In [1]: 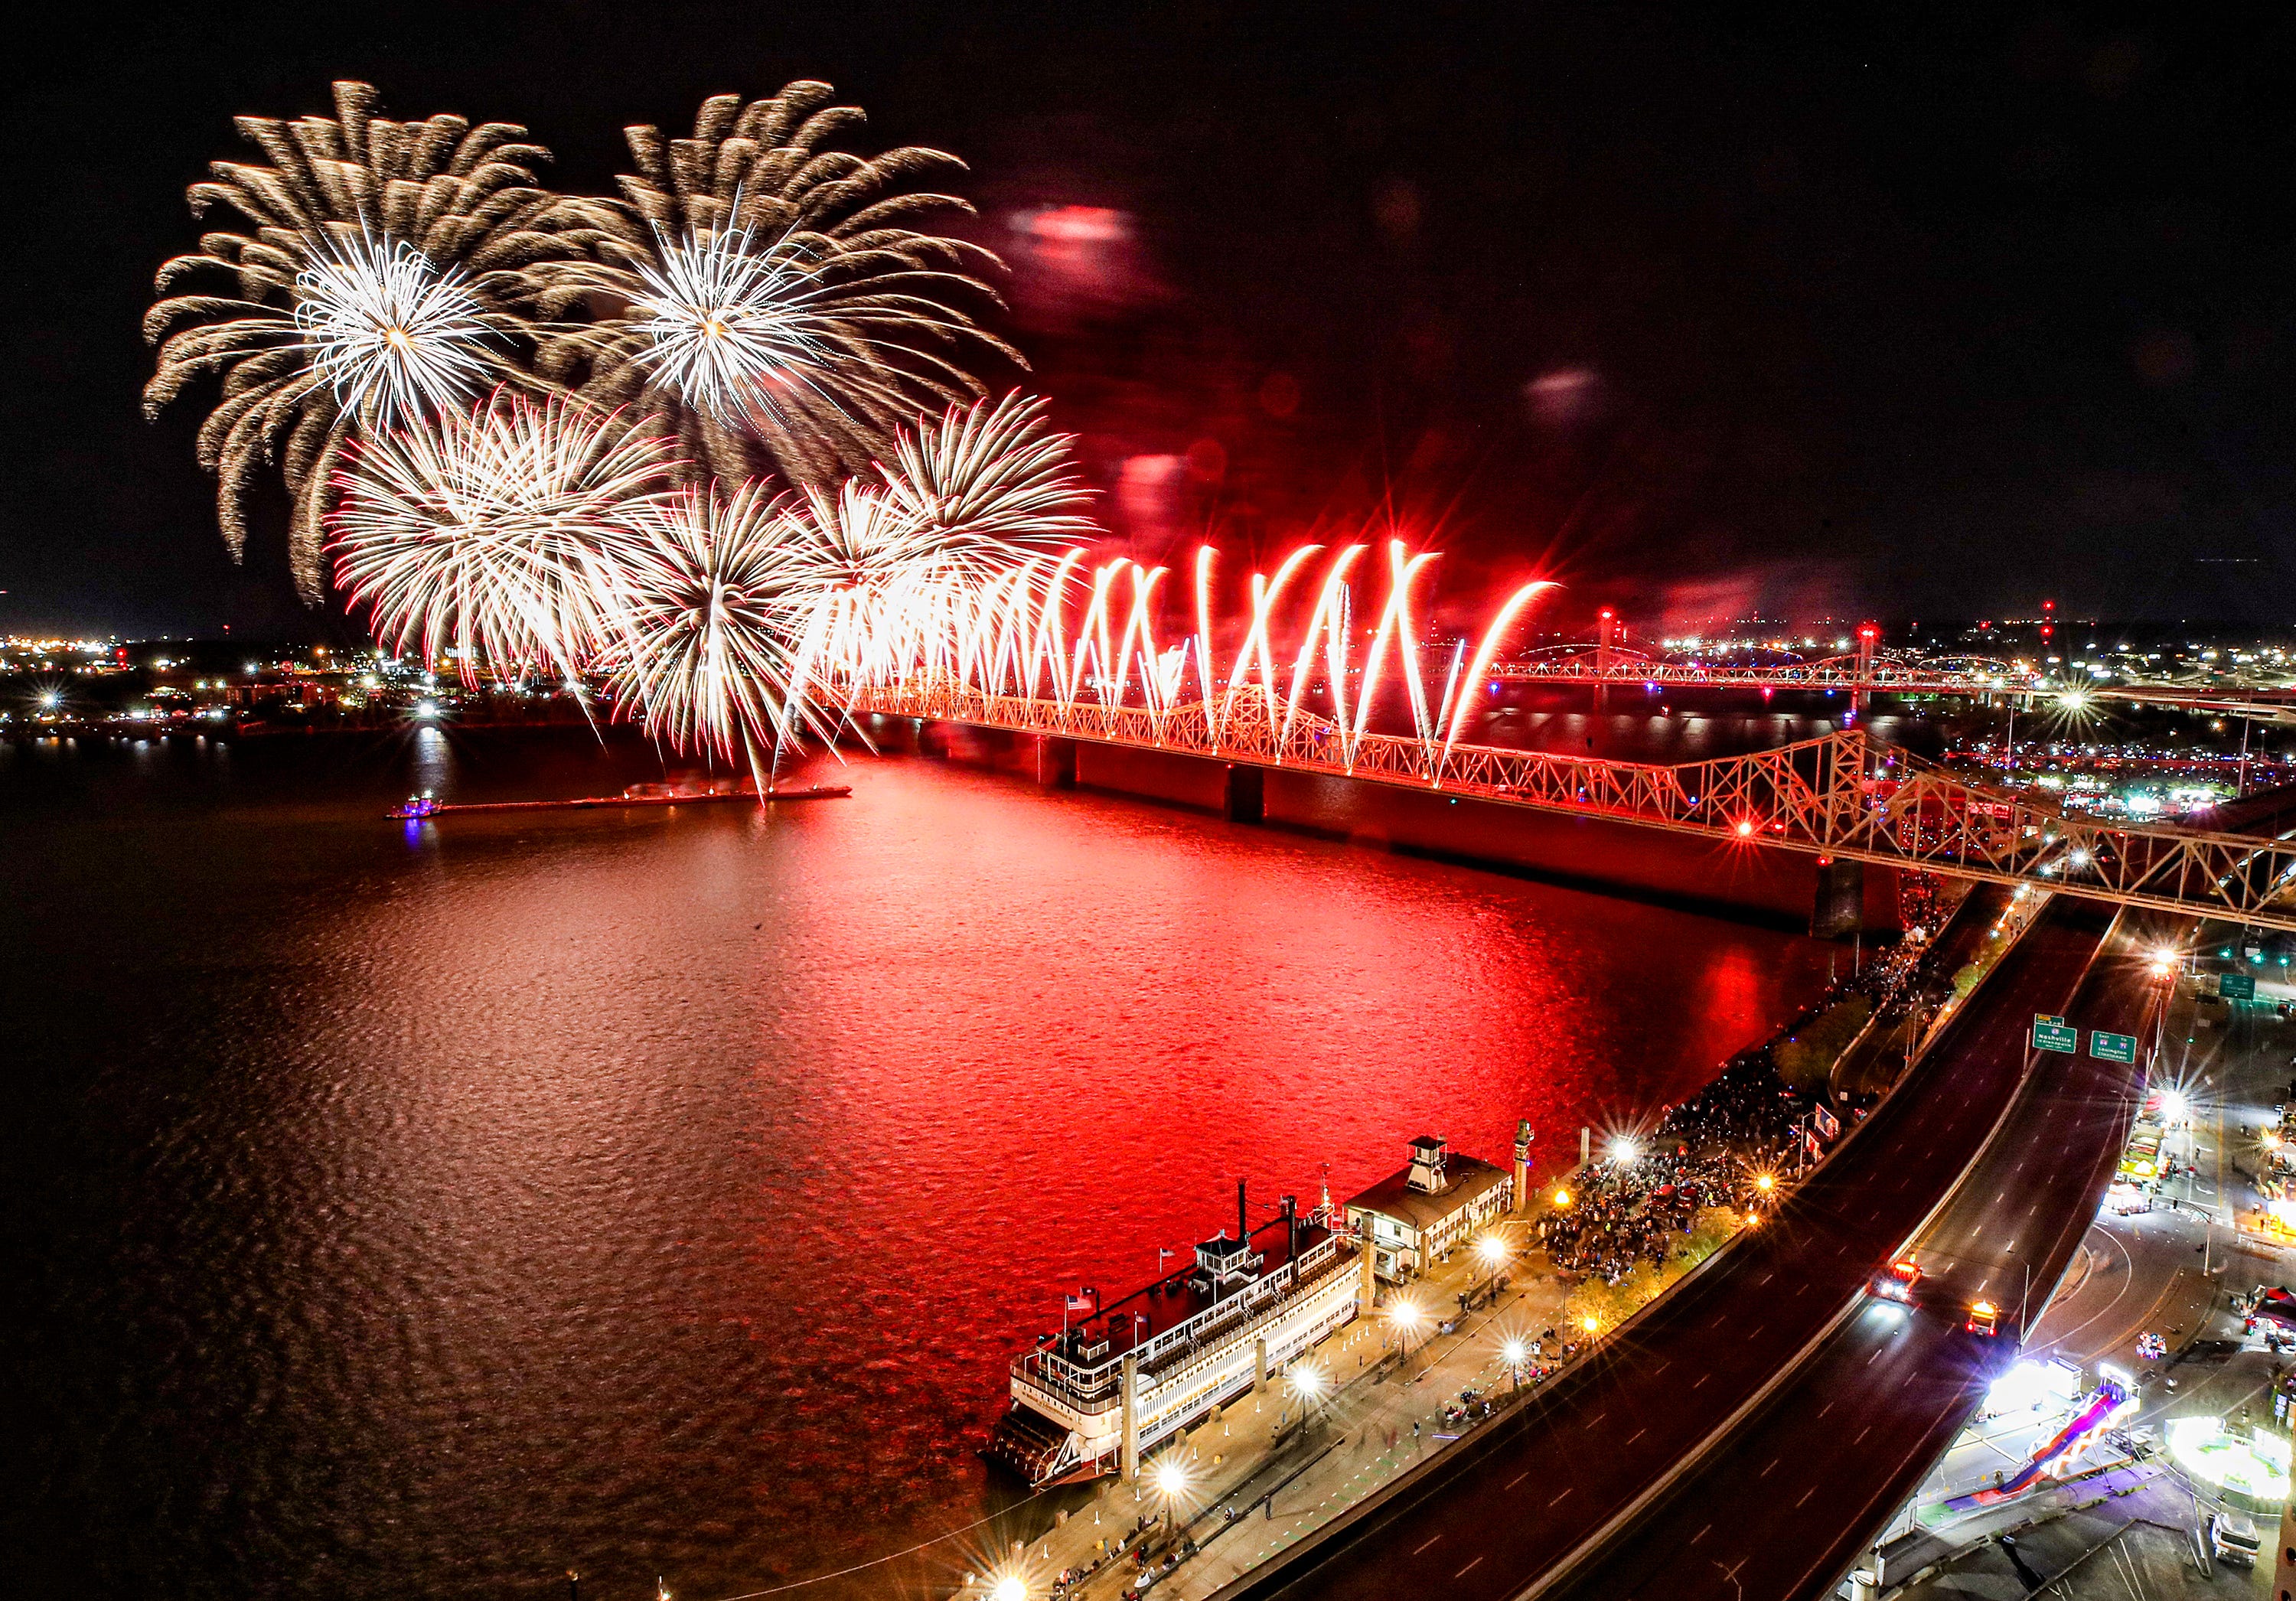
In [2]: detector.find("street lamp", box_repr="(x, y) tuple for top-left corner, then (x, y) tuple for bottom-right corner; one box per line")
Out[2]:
(1608, 1136), (1642, 1166)
(1389, 1299), (1427, 1376)
(1287, 1363), (1327, 1429)
(1150, 1454), (1193, 1531)
(1500, 1335), (1528, 1392)
(990, 1576), (1026, 1601)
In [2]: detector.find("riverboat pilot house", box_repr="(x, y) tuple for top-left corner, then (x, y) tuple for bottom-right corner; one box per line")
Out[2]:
(1344, 1136), (1513, 1283)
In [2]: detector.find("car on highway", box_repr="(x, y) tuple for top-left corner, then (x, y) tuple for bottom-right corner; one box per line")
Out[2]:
(1965, 1299), (2001, 1338)
(1869, 1257), (1923, 1303)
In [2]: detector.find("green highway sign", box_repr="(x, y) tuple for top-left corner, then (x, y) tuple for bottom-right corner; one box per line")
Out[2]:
(2033, 1015), (2078, 1054)
(2089, 1030), (2138, 1065)
(2220, 972), (2257, 1000)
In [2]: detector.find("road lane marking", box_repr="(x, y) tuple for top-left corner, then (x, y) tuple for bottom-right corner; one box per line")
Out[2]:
(1505, 1472), (1526, 1489)
(1761, 1457), (1779, 1477)
(1626, 1427), (1647, 1444)
(1693, 1374), (1708, 1389)
(1414, 1536), (1440, 1554)
(1798, 1485), (1816, 1507)
(1548, 1487), (1574, 1507)
(1455, 1557), (1483, 1579)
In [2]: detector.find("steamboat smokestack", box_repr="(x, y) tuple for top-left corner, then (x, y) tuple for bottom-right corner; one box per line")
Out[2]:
(1238, 1178), (1248, 1246)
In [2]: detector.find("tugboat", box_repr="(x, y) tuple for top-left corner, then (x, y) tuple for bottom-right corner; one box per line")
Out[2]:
(983, 1183), (1364, 1485)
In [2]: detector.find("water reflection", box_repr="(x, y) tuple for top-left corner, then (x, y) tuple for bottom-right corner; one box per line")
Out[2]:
(5, 730), (1835, 1599)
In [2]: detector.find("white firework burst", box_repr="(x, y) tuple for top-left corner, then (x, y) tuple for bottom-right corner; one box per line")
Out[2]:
(329, 395), (678, 677)
(294, 233), (495, 424)
(602, 481), (834, 768)
(630, 224), (830, 419)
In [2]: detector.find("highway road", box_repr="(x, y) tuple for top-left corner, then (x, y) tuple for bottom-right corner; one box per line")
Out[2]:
(1209, 889), (2116, 1601)
(1538, 902), (2167, 1601)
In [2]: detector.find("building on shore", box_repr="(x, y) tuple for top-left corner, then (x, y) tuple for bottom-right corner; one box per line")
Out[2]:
(985, 1185), (1362, 1485)
(1343, 1135), (1514, 1283)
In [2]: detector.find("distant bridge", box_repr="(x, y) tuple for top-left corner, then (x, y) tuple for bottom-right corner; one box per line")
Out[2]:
(855, 683), (2296, 931)
(1491, 643), (2296, 719)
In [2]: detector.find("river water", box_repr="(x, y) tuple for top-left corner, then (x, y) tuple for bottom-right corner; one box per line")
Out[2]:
(4, 726), (1836, 1599)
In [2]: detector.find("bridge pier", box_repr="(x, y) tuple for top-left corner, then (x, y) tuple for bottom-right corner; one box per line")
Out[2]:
(1032, 735), (1078, 790)
(1223, 764), (1266, 825)
(1810, 856), (1864, 939)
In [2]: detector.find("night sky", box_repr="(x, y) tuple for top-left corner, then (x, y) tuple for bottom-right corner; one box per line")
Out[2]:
(4, 2), (2292, 637)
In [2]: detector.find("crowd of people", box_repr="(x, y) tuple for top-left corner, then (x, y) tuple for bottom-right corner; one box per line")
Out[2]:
(1535, 1055), (1808, 1283)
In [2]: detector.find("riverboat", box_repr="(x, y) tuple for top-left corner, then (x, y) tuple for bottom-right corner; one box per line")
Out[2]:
(386, 778), (850, 819)
(985, 1185), (1364, 1485)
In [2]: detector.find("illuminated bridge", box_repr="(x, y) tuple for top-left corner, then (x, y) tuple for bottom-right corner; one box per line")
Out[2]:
(1492, 640), (2296, 719)
(854, 683), (2296, 931)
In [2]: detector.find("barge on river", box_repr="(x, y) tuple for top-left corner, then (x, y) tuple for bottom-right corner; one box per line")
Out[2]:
(388, 778), (849, 818)
(986, 1185), (1364, 1485)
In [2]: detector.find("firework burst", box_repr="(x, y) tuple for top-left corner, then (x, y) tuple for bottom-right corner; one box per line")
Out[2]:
(145, 80), (582, 595)
(626, 221), (833, 419)
(600, 481), (833, 771)
(329, 394), (678, 677)
(532, 81), (1020, 487)
(294, 232), (494, 422)
(879, 394), (1097, 558)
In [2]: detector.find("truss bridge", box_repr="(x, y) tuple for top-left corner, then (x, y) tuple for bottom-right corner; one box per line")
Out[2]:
(852, 683), (2296, 931)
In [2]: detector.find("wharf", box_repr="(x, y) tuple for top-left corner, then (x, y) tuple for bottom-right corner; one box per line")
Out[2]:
(976, 1241), (1580, 1601)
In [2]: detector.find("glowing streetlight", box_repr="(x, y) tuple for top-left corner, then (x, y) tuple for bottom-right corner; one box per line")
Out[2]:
(1551, 1185), (1574, 1208)
(1388, 1298), (1428, 1374)
(2161, 1091), (2190, 1124)
(990, 1577), (1026, 1601)
(1150, 1453), (1194, 1530)
(1476, 1234), (1509, 1270)
(1580, 1314), (1601, 1335)
(1754, 1172), (1776, 1195)
(1608, 1136), (1641, 1166)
